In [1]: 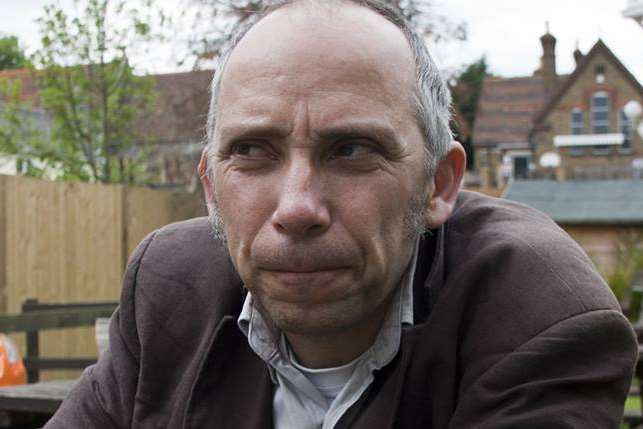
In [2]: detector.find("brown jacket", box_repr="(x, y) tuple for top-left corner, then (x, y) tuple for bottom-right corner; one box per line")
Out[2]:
(45, 191), (637, 428)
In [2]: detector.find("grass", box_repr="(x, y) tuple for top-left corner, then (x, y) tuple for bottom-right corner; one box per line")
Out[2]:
(626, 395), (641, 412)
(622, 387), (642, 429)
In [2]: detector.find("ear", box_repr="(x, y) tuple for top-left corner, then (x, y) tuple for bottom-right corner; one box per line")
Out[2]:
(425, 141), (467, 229)
(198, 148), (216, 214)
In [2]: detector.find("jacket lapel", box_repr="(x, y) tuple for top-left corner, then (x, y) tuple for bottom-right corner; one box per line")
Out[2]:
(185, 316), (273, 429)
(336, 331), (414, 429)
(343, 228), (444, 429)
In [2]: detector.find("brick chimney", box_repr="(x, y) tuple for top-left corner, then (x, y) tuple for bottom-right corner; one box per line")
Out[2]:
(539, 23), (558, 96)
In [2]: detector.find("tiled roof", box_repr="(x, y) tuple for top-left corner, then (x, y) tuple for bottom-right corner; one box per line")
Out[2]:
(472, 75), (548, 148)
(504, 180), (643, 224)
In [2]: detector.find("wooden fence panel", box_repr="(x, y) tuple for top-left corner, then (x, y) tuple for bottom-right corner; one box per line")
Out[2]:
(3, 176), (124, 378)
(0, 174), (203, 379)
(125, 187), (206, 259)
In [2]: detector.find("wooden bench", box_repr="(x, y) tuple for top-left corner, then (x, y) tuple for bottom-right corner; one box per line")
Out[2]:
(0, 298), (118, 383)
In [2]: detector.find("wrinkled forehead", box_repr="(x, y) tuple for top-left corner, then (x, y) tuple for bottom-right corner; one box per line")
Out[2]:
(218, 1), (417, 105)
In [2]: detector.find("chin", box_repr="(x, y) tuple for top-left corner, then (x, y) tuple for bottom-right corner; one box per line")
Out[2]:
(259, 296), (367, 336)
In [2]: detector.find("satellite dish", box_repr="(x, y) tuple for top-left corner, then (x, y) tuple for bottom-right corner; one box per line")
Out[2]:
(539, 152), (561, 168)
(624, 100), (643, 120)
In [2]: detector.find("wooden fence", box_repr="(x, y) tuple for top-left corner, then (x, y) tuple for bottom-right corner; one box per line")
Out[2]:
(0, 174), (205, 379)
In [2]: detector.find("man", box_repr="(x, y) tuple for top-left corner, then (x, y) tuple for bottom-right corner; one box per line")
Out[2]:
(46, 1), (637, 428)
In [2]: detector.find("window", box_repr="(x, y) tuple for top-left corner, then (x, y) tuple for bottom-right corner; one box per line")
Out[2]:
(570, 109), (584, 135)
(591, 92), (610, 134)
(569, 147), (586, 157)
(619, 109), (632, 149)
(592, 145), (612, 156)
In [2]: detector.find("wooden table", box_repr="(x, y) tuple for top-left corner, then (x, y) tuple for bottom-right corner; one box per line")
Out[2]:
(0, 380), (75, 428)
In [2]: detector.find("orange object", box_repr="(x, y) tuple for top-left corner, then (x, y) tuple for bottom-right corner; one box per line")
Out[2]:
(0, 334), (26, 386)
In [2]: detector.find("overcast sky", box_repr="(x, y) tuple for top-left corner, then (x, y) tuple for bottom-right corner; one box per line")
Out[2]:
(2, 0), (642, 82)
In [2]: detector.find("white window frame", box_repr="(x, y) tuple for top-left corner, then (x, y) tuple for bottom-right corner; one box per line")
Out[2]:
(591, 91), (610, 134)
(570, 108), (584, 135)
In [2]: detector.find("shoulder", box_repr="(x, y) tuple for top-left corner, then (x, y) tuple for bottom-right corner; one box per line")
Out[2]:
(435, 191), (629, 388)
(125, 217), (243, 338)
(445, 190), (619, 313)
(133, 217), (235, 279)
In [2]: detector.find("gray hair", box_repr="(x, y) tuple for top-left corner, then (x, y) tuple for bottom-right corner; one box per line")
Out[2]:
(203, 0), (453, 180)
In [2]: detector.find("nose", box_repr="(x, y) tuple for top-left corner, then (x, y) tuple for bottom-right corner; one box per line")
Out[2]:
(271, 159), (331, 237)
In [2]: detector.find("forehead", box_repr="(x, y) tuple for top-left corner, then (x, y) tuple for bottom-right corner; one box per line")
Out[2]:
(216, 3), (418, 127)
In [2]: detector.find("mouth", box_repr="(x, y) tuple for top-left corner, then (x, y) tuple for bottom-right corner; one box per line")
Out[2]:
(264, 267), (347, 278)
(261, 267), (351, 289)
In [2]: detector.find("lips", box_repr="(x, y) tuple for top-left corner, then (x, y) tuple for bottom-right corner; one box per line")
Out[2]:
(259, 264), (348, 273)
(249, 242), (360, 303)
(252, 242), (357, 274)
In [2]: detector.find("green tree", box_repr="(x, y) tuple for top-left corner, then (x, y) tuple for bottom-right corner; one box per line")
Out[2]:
(450, 56), (490, 169)
(180, 0), (467, 68)
(0, 35), (30, 70)
(23, 0), (166, 184)
(0, 78), (49, 177)
(606, 231), (643, 318)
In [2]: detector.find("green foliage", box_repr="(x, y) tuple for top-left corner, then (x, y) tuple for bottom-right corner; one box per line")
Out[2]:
(181, 0), (467, 67)
(450, 56), (490, 169)
(22, 0), (166, 184)
(0, 78), (49, 178)
(31, 0), (161, 184)
(452, 57), (489, 131)
(606, 231), (643, 317)
(0, 35), (30, 71)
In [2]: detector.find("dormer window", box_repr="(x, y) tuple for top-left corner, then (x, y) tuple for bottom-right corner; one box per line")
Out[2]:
(570, 108), (584, 135)
(591, 92), (610, 134)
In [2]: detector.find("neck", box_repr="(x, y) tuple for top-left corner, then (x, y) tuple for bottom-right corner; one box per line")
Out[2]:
(285, 302), (390, 369)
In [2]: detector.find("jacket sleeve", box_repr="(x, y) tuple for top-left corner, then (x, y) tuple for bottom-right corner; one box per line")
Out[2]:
(449, 308), (638, 429)
(44, 232), (157, 429)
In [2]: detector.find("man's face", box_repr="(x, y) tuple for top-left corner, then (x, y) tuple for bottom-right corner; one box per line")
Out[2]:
(209, 4), (431, 336)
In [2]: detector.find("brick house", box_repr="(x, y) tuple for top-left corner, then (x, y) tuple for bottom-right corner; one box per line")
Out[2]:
(136, 70), (212, 189)
(473, 33), (643, 188)
(0, 68), (213, 188)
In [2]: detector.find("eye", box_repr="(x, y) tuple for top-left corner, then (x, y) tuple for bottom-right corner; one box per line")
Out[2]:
(331, 141), (377, 159)
(230, 141), (272, 158)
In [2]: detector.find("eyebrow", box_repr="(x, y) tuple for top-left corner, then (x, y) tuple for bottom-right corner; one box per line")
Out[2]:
(218, 120), (293, 143)
(313, 122), (404, 151)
